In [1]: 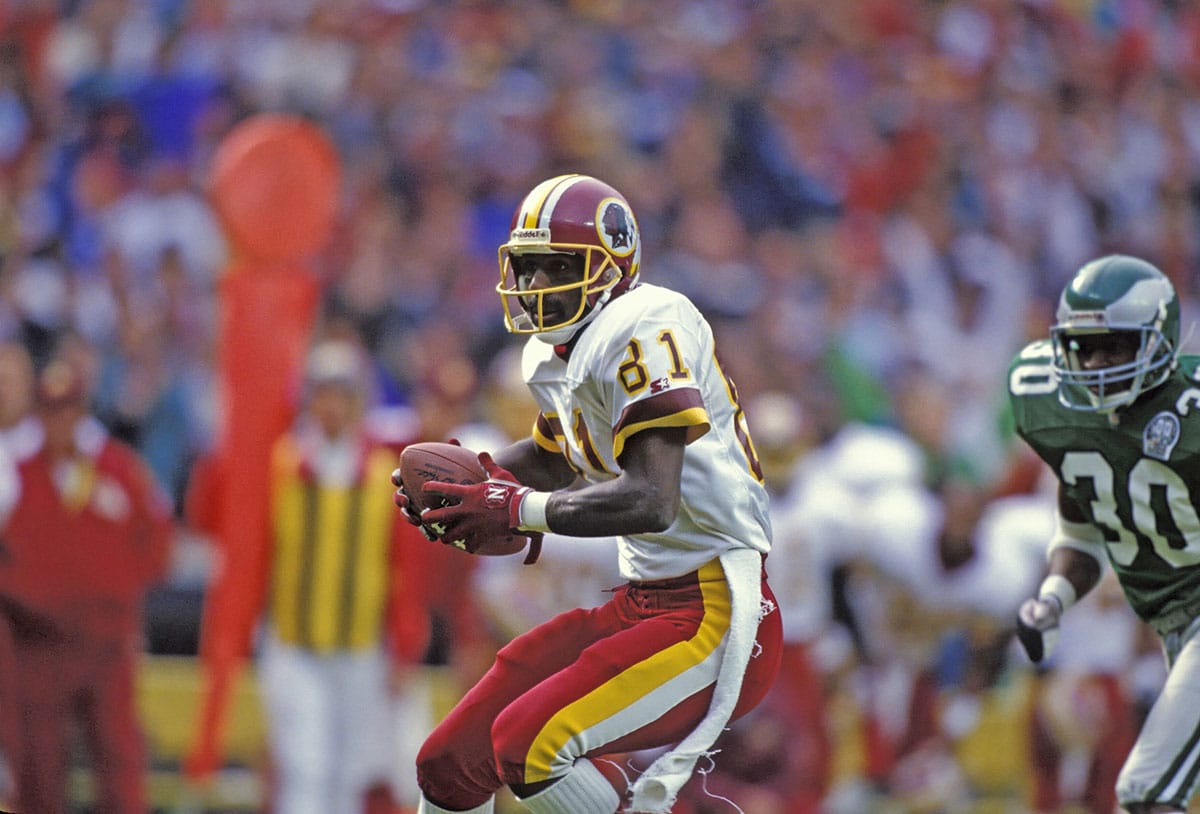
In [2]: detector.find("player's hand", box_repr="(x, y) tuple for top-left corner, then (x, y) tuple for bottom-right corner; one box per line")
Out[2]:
(422, 452), (531, 553)
(390, 469), (438, 542)
(1015, 594), (1063, 663)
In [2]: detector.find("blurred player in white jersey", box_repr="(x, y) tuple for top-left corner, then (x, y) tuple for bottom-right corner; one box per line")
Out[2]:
(393, 174), (782, 814)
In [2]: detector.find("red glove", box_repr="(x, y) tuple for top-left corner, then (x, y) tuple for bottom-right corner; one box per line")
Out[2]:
(390, 468), (438, 542)
(422, 452), (533, 553)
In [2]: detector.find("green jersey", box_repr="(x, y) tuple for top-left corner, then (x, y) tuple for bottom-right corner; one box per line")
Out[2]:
(1009, 339), (1200, 631)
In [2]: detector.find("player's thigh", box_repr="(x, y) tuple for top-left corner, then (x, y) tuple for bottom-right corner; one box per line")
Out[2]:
(1117, 630), (1200, 808)
(419, 606), (615, 766)
(493, 608), (713, 782)
(592, 579), (782, 756)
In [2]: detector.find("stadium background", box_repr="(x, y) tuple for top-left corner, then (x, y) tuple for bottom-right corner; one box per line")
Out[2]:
(2, 0), (1200, 811)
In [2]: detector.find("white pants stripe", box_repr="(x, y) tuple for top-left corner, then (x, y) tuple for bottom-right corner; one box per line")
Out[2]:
(1117, 617), (1200, 808)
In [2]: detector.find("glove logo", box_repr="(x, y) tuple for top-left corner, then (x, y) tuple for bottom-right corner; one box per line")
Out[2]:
(484, 483), (513, 508)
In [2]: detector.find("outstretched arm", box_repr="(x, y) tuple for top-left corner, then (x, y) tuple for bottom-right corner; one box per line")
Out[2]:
(1044, 483), (1106, 598)
(533, 427), (685, 537)
(423, 427), (687, 545)
(1016, 483), (1105, 662)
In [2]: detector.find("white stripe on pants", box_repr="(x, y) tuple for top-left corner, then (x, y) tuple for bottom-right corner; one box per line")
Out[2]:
(1117, 617), (1200, 808)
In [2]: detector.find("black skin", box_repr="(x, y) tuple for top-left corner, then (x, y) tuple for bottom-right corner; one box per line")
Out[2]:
(1071, 330), (1140, 367)
(493, 429), (686, 537)
(1048, 485), (1104, 601)
(448, 249), (686, 800)
(416, 428), (687, 800)
(493, 250), (687, 537)
(511, 252), (588, 329)
(402, 250), (685, 539)
(1070, 330), (1141, 391)
(494, 429), (685, 797)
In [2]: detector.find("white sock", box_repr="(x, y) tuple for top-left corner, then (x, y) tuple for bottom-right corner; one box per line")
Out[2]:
(518, 758), (621, 814)
(418, 795), (494, 814)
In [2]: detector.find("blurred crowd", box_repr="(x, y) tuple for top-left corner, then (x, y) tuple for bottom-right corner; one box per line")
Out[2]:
(1, 0), (1200, 811)
(4, 0), (1200, 495)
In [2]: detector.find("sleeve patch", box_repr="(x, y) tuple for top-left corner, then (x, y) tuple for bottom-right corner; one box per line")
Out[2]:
(612, 390), (710, 460)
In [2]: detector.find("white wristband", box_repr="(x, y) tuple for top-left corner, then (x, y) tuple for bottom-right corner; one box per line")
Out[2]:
(1038, 574), (1077, 612)
(518, 491), (552, 533)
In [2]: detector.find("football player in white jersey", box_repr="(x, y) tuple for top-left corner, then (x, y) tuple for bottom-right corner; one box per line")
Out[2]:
(393, 174), (783, 814)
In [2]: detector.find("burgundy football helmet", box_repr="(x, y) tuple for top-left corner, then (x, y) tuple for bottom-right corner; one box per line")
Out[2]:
(497, 174), (641, 342)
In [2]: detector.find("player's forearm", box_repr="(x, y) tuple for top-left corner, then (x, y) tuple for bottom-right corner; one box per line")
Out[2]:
(536, 475), (679, 537)
(1044, 546), (1103, 606)
(1047, 484), (1106, 604)
(509, 428), (685, 536)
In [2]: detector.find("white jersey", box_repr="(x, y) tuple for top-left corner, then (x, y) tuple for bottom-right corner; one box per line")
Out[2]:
(521, 282), (771, 581)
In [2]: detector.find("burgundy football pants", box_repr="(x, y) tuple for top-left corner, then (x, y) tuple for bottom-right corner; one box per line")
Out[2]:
(417, 563), (782, 810)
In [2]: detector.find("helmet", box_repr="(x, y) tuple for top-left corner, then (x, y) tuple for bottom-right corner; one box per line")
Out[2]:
(1051, 254), (1180, 413)
(497, 174), (641, 343)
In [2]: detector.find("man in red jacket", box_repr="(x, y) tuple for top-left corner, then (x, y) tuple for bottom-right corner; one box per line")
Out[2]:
(0, 354), (173, 813)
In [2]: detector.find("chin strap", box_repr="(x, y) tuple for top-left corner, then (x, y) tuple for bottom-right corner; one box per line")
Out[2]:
(627, 548), (762, 813)
(536, 274), (638, 354)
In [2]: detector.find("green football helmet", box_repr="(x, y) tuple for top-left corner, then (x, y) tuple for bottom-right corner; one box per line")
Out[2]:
(1051, 254), (1180, 413)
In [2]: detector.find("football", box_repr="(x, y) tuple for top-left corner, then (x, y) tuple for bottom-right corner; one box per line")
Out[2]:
(397, 441), (528, 557)
(398, 441), (487, 514)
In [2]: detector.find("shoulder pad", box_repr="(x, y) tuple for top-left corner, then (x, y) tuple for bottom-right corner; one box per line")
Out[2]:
(1008, 340), (1057, 400)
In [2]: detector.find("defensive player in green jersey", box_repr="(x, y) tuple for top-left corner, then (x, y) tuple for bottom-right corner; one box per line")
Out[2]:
(1009, 254), (1200, 813)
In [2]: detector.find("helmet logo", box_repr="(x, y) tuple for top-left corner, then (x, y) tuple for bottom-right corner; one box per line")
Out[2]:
(596, 198), (637, 257)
